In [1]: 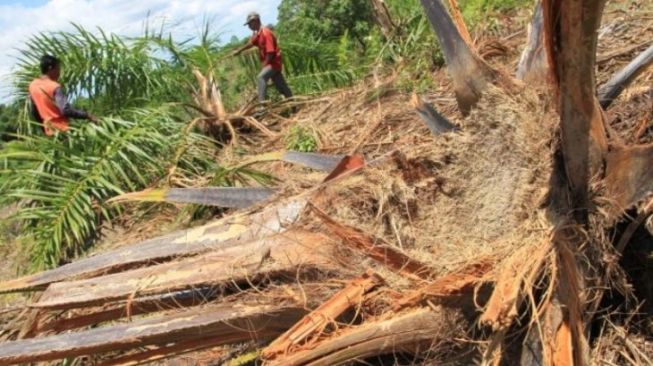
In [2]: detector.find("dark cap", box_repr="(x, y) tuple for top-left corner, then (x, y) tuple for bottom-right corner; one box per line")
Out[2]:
(244, 12), (260, 25)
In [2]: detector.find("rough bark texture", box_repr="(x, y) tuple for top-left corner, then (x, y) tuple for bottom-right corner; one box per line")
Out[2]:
(34, 231), (332, 310)
(0, 305), (304, 364)
(0, 197), (307, 294)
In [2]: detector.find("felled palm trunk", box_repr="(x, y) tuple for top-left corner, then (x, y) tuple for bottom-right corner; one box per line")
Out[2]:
(32, 231), (333, 310)
(0, 305), (304, 365)
(0, 196), (308, 293)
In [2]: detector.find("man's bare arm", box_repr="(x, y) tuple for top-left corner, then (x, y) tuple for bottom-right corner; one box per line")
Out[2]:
(233, 41), (255, 56)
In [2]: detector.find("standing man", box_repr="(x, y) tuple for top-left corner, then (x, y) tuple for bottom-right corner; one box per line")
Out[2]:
(232, 12), (293, 103)
(29, 55), (97, 136)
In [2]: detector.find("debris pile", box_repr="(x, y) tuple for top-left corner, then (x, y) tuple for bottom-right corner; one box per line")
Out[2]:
(1, 0), (652, 365)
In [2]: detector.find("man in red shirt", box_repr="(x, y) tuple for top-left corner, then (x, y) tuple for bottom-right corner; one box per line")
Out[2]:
(233, 12), (293, 103)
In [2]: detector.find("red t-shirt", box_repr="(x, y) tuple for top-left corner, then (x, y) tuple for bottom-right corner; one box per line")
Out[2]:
(250, 27), (283, 71)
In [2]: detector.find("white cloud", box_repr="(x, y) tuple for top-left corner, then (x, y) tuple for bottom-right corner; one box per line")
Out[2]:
(0, 0), (281, 100)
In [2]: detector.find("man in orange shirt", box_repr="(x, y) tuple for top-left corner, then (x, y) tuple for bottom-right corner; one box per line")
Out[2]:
(233, 12), (293, 103)
(29, 55), (97, 136)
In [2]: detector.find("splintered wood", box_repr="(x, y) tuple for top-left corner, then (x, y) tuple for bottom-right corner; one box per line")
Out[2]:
(0, 305), (304, 364)
(263, 270), (383, 360)
(311, 205), (437, 281)
(1, 0), (652, 364)
(34, 231), (332, 310)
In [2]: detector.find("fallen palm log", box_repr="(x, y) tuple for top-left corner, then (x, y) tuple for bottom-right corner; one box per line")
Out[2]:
(0, 196), (307, 294)
(266, 308), (455, 366)
(311, 205), (437, 281)
(33, 287), (220, 335)
(33, 231), (334, 310)
(0, 304), (304, 365)
(263, 270), (383, 360)
(411, 94), (459, 135)
(110, 187), (276, 208)
(598, 43), (653, 109)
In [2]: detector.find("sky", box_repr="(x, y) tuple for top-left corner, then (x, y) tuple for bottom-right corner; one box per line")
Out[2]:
(0, 0), (282, 100)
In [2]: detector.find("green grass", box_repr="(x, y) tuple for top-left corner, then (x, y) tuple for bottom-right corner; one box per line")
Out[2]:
(285, 126), (318, 153)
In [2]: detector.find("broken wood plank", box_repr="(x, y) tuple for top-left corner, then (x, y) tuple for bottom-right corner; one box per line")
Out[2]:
(598, 43), (653, 109)
(263, 270), (383, 360)
(310, 205), (437, 281)
(0, 304), (304, 364)
(267, 308), (449, 366)
(33, 231), (334, 310)
(0, 196), (308, 294)
(411, 94), (458, 135)
(110, 187), (276, 208)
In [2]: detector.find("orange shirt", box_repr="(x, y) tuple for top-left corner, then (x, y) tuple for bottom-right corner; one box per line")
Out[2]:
(250, 27), (283, 70)
(29, 77), (69, 136)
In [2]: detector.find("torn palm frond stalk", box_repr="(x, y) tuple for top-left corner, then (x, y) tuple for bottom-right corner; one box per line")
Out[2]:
(110, 187), (276, 208)
(0, 196), (308, 293)
(263, 270), (384, 361)
(0, 305), (304, 365)
(239, 150), (344, 172)
(32, 231), (334, 310)
(598, 43), (653, 109)
(267, 308), (454, 366)
(311, 205), (437, 281)
(411, 94), (458, 135)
